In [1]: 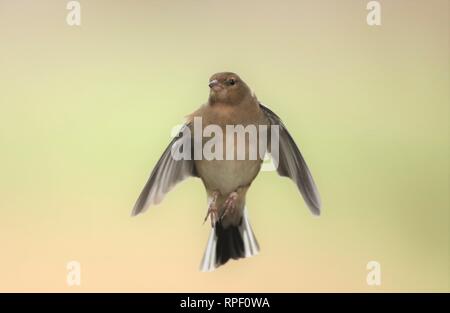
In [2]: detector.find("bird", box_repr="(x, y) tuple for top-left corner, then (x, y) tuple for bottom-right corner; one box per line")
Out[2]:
(132, 72), (321, 271)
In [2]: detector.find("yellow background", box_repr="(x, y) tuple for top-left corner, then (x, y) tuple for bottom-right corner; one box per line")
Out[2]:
(0, 0), (448, 291)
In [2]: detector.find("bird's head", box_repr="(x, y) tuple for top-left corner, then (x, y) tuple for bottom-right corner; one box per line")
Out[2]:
(207, 72), (252, 105)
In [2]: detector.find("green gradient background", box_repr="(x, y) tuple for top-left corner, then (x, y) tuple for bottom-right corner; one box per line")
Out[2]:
(0, 0), (448, 291)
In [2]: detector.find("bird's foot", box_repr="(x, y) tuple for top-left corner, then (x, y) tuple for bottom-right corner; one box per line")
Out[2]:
(221, 191), (238, 220)
(203, 192), (219, 227)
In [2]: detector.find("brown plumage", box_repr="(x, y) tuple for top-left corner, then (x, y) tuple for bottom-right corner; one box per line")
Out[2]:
(132, 72), (321, 271)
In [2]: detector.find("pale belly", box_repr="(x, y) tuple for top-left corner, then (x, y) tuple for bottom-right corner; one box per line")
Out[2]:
(195, 158), (262, 195)
(192, 101), (268, 196)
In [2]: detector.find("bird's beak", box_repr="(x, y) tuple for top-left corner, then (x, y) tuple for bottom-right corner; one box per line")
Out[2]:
(208, 79), (219, 88)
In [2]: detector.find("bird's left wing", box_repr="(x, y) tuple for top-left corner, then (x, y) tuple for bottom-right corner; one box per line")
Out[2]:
(260, 103), (321, 215)
(132, 123), (197, 216)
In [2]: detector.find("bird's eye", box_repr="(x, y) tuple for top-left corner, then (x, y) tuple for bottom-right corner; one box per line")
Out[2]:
(228, 79), (236, 86)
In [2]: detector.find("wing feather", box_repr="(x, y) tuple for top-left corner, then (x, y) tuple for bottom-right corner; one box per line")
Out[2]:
(132, 123), (197, 216)
(260, 103), (321, 215)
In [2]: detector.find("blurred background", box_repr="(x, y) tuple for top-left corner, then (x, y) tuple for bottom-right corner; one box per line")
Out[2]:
(0, 0), (448, 292)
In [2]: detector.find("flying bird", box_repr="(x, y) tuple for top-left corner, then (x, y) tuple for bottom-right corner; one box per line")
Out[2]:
(132, 72), (321, 271)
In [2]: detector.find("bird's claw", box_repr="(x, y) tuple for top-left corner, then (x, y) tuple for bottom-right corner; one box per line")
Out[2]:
(203, 192), (219, 227)
(203, 205), (219, 227)
(221, 192), (238, 220)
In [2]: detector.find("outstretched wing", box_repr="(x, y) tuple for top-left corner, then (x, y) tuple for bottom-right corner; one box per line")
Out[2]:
(132, 123), (197, 216)
(260, 103), (321, 215)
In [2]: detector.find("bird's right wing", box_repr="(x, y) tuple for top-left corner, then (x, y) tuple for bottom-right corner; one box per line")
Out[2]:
(132, 123), (197, 216)
(260, 103), (321, 215)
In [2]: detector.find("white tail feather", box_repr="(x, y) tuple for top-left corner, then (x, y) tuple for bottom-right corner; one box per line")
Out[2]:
(199, 208), (259, 272)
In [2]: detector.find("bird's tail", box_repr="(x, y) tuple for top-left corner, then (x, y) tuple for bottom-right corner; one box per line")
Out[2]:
(200, 208), (259, 272)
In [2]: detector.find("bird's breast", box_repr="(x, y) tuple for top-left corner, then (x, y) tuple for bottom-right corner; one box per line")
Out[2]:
(192, 101), (268, 194)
